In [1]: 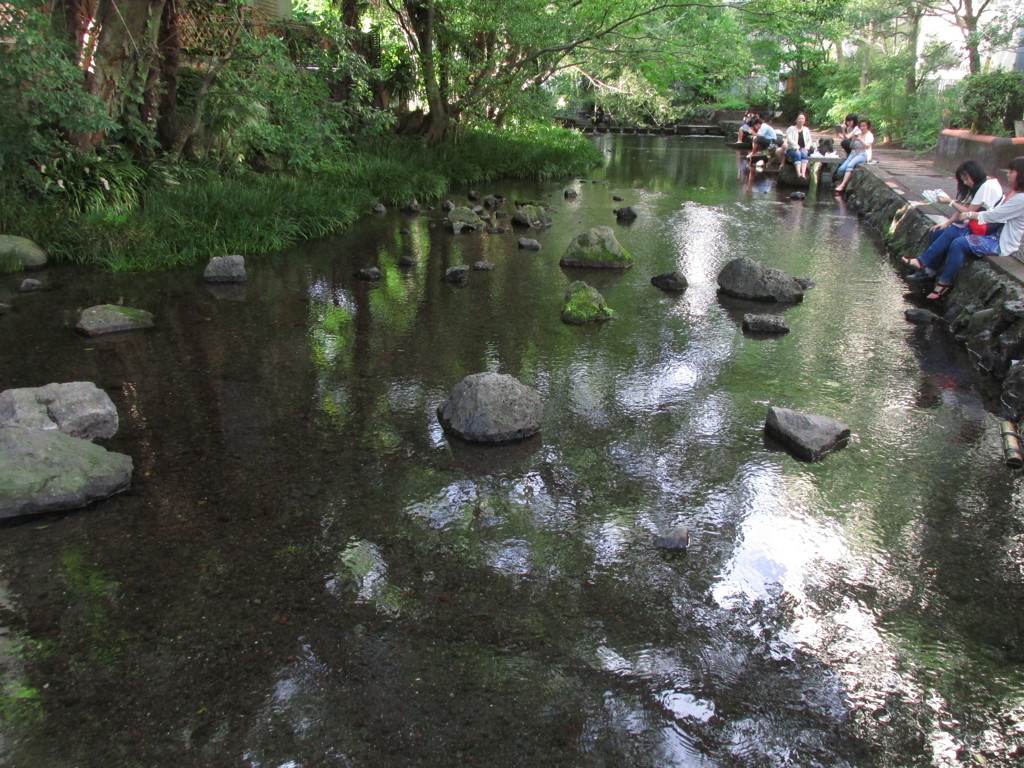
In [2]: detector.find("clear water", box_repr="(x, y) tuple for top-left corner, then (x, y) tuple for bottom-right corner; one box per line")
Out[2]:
(1, 135), (1022, 767)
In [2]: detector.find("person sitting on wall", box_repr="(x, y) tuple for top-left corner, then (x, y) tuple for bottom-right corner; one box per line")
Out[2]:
(736, 111), (759, 144)
(901, 157), (1024, 301)
(782, 114), (813, 179)
(837, 114), (860, 156)
(747, 118), (777, 159)
(832, 119), (874, 192)
(906, 160), (1004, 282)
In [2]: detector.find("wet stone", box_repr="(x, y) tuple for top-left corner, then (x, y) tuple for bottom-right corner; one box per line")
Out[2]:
(906, 307), (939, 325)
(765, 405), (850, 462)
(76, 304), (154, 336)
(398, 255), (418, 267)
(19, 278), (42, 293)
(358, 267), (382, 280)
(203, 254), (246, 283)
(614, 206), (638, 221)
(372, 203), (386, 214)
(518, 238), (542, 251)
(472, 261), (495, 271)
(651, 271), (688, 292)
(743, 313), (789, 334)
(653, 526), (689, 552)
(445, 265), (470, 283)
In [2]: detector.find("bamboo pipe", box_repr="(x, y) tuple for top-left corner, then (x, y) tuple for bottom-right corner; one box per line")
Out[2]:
(1001, 420), (1023, 468)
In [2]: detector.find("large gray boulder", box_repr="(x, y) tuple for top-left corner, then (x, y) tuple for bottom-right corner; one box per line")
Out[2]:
(204, 254), (247, 283)
(717, 257), (804, 302)
(0, 382), (118, 440)
(76, 304), (154, 336)
(0, 426), (132, 519)
(764, 406), (850, 462)
(437, 372), (541, 443)
(560, 226), (633, 269)
(446, 207), (485, 233)
(0, 235), (47, 271)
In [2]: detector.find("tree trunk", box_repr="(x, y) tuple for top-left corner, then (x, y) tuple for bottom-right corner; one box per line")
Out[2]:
(904, 6), (921, 95)
(155, 0), (181, 152)
(72, 0), (166, 149)
(407, 0), (452, 143)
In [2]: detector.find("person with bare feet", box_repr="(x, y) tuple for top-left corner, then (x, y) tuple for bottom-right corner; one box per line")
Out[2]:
(833, 119), (874, 192)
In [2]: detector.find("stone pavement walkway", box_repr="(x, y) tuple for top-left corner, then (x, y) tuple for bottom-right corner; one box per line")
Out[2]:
(860, 146), (1024, 285)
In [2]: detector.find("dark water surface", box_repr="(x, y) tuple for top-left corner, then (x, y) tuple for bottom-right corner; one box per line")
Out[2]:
(2, 136), (1023, 767)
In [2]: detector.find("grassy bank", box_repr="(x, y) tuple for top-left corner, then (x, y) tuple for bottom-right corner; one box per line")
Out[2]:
(3, 125), (603, 272)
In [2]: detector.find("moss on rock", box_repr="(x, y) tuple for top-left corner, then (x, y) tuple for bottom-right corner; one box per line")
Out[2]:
(561, 280), (614, 324)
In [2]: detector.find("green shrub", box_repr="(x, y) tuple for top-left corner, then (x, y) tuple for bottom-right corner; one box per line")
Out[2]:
(956, 71), (1024, 136)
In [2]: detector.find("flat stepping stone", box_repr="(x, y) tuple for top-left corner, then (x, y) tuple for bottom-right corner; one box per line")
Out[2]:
(76, 304), (154, 336)
(764, 406), (850, 462)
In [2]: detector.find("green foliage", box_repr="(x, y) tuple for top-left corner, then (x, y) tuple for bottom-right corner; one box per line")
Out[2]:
(956, 71), (1024, 136)
(14, 124), (600, 271)
(0, 1), (116, 195)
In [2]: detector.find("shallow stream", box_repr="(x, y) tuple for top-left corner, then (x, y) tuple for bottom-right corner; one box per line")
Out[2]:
(1, 136), (1023, 767)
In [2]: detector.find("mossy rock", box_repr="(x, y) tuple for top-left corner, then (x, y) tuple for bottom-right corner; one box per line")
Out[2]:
(0, 235), (47, 273)
(511, 205), (552, 228)
(560, 226), (633, 269)
(561, 280), (614, 325)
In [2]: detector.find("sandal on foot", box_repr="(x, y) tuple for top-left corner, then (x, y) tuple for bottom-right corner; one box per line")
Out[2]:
(902, 256), (923, 269)
(926, 282), (952, 300)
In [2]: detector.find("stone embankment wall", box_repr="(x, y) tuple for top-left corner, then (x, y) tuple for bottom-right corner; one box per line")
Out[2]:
(840, 168), (1024, 420)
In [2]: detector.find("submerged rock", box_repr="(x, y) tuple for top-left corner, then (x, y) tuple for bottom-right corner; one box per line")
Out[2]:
(561, 280), (613, 325)
(717, 257), (804, 303)
(358, 267), (383, 280)
(437, 372), (541, 443)
(472, 261), (495, 271)
(518, 238), (542, 251)
(19, 279), (42, 293)
(76, 304), (154, 336)
(653, 526), (689, 551)
(613, 206), (638, 222)
(560, 226), (633, 269)
(764, 405), (850, 462)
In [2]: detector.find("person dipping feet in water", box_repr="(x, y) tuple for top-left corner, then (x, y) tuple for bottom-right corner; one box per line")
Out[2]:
(902, 157), (1024, 301)
(906, 160), (1004, 283)
(833, 119), (873, 192)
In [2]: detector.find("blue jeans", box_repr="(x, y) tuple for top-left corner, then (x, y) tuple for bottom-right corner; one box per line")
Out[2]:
(920, 230), (997, 284)
(786, 148), (809, 163)
(918, 226), (965, 276)
(837, 153), (868, 175)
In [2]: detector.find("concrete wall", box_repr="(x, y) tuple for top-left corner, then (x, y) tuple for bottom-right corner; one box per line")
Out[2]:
(936, 129), (1024, 174)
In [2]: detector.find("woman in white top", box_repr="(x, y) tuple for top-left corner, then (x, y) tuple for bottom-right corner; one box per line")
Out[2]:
(905, 157), (1024, 300)
(933, 160), (1003, 227)
(783, 114), (813, 178)
(903, 160), (1004, 282)
(833, 119), (873, 192)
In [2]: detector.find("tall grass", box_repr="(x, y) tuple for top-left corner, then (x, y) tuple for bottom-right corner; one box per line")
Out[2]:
(9, 124), (604, 272)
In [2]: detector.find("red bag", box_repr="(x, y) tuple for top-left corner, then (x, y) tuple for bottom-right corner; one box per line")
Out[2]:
(968, 218), (1002, 236)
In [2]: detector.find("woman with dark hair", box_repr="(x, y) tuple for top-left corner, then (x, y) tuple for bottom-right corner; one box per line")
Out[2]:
(833, 119), (873, 192)
(906, 161), (1004, 281)
(837, 114), (859, 155)
(904, 157), (1024, 300)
